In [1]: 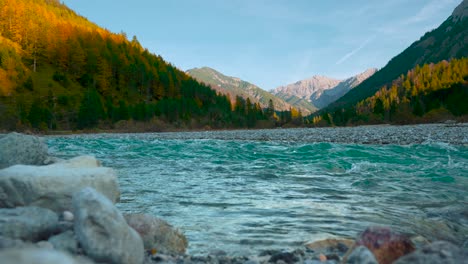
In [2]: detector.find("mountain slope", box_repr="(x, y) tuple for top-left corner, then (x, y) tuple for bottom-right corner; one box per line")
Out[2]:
(272, 68), (376, 111)
(325, 0), (468, 111)
(314, 58), (468, 126)
(316, 68), (377, 108)
(187, 67), (295, 112)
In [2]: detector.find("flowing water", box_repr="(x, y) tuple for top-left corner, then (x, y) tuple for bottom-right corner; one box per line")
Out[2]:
(46, 128), (468, 255)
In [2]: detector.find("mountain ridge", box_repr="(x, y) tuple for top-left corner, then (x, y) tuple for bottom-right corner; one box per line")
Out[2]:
(272, 68), (377, 110)
(187, 67), (296, 112)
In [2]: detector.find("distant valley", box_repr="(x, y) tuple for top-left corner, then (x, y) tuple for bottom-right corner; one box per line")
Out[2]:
(186, 67), (293, 112)
(188, 67), (376, 115)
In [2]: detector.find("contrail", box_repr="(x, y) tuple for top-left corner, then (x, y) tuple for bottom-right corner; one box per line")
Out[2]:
(335, 36), (375, 65)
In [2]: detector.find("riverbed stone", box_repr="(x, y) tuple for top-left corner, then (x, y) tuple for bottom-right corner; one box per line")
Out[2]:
(394, 241), (468, 264)
(48, 230), (79, 254)
(346, 246), (378, 264)
(124, 213), (188, 255)
(0, 132), (52, 169)
(73, 187), (144, 264)
(0, 206), (58, 242)
(355, 227), (415, 264)
(0, 155), (120, 211)
(305, 238), (354, 254)
(0, 248), (96, 264)
(0, 236), (30, 249)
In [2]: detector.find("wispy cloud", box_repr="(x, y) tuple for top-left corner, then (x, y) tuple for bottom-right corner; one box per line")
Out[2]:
(405, 0), (457, 24)
(376, 0), (457, 36)
(335, 36), (375, 65)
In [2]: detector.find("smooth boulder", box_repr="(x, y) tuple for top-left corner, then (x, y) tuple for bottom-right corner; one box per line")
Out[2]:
(0, 206), (58, 242)
(125, 213), (188, 255)
(0, 248), (95, 264)
(346, 246), (378, 264)
(48, 230), (79, 254)
(0, 236), (30, 250)
(73, 187), (144, 264)
(355, 226), (415, 264)
(0, 132), (52, 169)
(0, 156), (120, 211)
(305, 238), (354, 254)
(394, 241), (468, 264)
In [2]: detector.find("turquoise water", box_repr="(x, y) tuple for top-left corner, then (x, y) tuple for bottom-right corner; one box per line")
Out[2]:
(47, 131), (468, 255)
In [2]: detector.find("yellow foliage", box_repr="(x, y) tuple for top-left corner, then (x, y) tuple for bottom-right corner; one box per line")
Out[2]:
(0, 69), (14, 95)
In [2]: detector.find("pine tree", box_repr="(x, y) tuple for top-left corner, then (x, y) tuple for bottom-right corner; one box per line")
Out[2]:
(77, 88), (105, 129)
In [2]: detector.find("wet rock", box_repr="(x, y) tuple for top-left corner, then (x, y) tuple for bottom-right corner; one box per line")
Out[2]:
(0, 206), (58, 242)
(55, 220), (74, 233)
(48, 230), (79, 254)
(346, 246), (378, 264)
(0, 248), (95, 264)
(355, 227), (415, 264)
(269, 251), (299, 263)
(305, 238), (354, 254)
(394, 241), (468, 264)
(0, 236), (29, 249)
(0, 132), (52, 169)
(124, 213), (188, 255)
(73, 187), (144, 264)
(36, 240), (54, 249)
(0, 156), (120, 211)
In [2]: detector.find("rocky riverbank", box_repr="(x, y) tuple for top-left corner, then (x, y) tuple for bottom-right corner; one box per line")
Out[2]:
(0, 132), (467, 264)
(146, 123), (468, 145)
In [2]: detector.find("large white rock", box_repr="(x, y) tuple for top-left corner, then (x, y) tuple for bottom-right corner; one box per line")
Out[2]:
(0, 248), (95, 264)
(0, 206), (59, 242)
(0, 156), (120, 212)
(0, 133), (52, 169)
(73, 187), (144, 264)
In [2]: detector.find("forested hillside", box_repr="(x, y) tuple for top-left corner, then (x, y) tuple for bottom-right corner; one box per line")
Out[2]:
(312, 58), (468, 126)
(325, 0), (468, 111)
(0, 0), (290, 131)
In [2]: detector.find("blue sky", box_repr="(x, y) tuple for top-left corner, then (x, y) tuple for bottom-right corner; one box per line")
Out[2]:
(62, 0), (460, 90)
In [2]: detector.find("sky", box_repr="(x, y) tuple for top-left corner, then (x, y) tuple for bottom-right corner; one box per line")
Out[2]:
(62, 0), (461, 90)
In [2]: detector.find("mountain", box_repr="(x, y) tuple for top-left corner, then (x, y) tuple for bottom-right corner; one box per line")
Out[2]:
(272, 68), (376, 111)
(314, 58), (468, 126)
(187, 67), (295, 112)
(317, 68), (377, 108)
(0, 0), (272, 131)
(325, 0), (468, 111)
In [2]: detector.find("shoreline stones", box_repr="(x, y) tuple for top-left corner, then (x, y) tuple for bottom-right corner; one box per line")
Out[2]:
(124, 213), (188, 255)
(0, 207), (59, 242)
(0, 132), (53, 169)
(0, 248), (95, 264)
(350, 226), (415, 264)
(394, 241), (468, 264)
(73, 187), (144, 264)
(0, 156), (120, 211)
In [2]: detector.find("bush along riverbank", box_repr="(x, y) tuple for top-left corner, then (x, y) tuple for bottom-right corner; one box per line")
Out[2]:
(0, 133), (466, 264)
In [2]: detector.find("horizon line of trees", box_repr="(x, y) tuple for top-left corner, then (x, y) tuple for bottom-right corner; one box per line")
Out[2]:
(310, 58), (468, 126)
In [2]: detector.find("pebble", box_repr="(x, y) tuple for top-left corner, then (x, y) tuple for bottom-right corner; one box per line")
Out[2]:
(63, 211), (74, 222)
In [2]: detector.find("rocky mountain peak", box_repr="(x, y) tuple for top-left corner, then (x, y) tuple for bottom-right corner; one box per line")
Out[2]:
(452, 0), (468, 22)
(345, 68), (378, 87)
